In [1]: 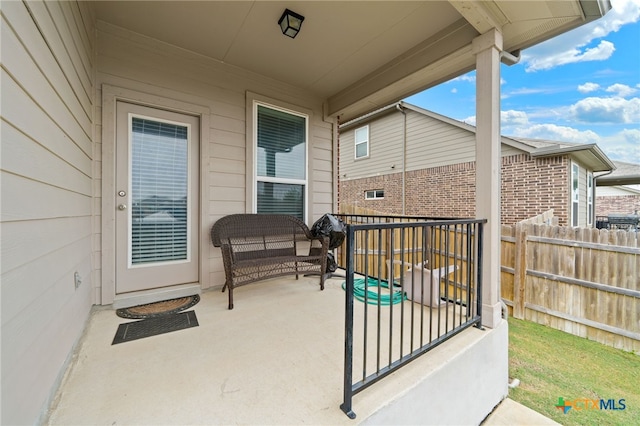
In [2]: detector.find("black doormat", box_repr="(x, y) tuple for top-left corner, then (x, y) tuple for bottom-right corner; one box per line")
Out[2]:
(116, 294), (200, 319)
(112, 311), (199, 345)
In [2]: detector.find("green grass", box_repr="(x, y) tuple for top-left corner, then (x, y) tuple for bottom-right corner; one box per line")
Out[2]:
(508, 318), (639, 426)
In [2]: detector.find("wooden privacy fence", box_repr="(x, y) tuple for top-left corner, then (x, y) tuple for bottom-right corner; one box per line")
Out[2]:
(335, 214), (477, 305)
(501, 223), (640, 352)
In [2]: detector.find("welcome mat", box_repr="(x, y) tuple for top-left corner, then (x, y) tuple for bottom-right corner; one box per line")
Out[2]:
(112, 311), (199, 345)
(116, 294), (200, 319)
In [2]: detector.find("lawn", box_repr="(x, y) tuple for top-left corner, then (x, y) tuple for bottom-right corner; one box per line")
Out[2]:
(508, 318), (639, 426)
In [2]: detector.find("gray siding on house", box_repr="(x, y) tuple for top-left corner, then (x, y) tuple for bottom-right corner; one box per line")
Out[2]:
(340, 111), (403, 180)
(341, 108), (530, 183)
(1, 1), (95, 424)
(405, 110), (476, 171)
(95, 22), (334, 292)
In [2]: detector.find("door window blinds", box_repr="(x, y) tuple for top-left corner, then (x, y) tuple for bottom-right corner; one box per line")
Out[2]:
(130, 117), (189, 264)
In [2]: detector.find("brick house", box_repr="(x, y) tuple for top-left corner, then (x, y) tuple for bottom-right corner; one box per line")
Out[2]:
(595, 161), (640, 216)
(339, 102), (615, 226)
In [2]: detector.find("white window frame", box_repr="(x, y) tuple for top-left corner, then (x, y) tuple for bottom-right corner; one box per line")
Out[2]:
(365, 189), (384, 200)
(354, 125), (369, 159)
(571, 162), (580, 227)
(253, 100), (309, 222)
(587, 172), (593, 226)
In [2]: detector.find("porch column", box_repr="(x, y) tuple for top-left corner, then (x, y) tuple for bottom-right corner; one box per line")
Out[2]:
(472, 29), (503, 329)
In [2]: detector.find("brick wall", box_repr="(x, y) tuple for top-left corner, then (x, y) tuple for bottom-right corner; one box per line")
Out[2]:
(339, 153), (571, 225)
(405, 162), (476, 218)
(339, 173), (405, 215)
(596, 195), (640, 216)
(502, 154), (569, 225)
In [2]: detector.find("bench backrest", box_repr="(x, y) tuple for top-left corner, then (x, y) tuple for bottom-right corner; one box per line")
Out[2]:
(211, 214), (314, 261)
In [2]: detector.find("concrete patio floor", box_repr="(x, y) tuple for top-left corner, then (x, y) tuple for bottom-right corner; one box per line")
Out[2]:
(45, 275), (555, 425)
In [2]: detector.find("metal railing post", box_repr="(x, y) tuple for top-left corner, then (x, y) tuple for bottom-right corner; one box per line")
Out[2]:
(475, 222), (484, 329)
(340, 224), (356, 419)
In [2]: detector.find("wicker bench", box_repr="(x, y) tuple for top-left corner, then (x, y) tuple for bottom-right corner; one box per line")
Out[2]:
(211, 214), (329, 309)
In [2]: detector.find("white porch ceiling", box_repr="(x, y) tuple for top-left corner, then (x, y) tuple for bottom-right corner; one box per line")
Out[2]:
(93, 1), (609, 121)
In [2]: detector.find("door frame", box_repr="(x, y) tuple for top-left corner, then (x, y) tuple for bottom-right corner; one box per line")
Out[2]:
(101, 84), (210, 306)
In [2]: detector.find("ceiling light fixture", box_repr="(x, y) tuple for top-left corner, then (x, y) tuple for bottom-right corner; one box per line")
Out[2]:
(278, 9), (305, 39)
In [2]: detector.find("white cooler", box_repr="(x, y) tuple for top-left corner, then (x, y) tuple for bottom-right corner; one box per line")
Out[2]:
(387, 260), (456, 307)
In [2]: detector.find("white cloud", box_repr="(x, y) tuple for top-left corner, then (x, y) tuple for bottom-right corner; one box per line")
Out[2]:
(458, 113), (639, 163)
(600, 129), (640, 163)
(461, 110), (530, 127)
(578, 82), (601, 93)
(501, 110), (530, 127)
(450, 74), (475, 83)
(570, 96), (640, 123)
(605, 83), (638, 97)
(508, 87), (552, 96)
(502, 86), (566, 100)
(462, 115), (476, 126)
(512, 123), (601, 144)
(524, 41), (615, 72)
(521, 0), (640, 72)
(451, 88), (458, 94)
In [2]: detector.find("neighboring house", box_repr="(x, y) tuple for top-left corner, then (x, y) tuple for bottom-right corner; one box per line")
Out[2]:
(339, 102), (615, 227)
(596, 161), (640, 216)
(0, 1), (610, 424)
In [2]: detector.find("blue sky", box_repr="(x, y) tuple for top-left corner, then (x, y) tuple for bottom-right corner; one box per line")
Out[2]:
(406, 0), (640, 165)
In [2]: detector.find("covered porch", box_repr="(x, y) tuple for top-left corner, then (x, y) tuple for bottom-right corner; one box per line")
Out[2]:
(1, 1), (610, 424)
(46, 274), (507, 425)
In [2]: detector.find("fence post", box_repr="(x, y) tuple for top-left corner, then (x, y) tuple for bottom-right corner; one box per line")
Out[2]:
(513, 222), (528, 319)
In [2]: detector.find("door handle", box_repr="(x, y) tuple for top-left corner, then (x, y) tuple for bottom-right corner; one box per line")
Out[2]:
(118, 204), (127, 211)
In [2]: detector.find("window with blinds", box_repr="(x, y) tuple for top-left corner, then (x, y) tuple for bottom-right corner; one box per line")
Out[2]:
(130, 116), (189, 264)
(256, 104), (307, 220)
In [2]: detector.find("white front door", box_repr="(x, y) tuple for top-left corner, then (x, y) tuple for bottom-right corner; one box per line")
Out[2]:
(115, 102), (199, 294)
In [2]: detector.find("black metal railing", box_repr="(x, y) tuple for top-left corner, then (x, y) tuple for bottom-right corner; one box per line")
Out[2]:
(334, 214), (486, 419)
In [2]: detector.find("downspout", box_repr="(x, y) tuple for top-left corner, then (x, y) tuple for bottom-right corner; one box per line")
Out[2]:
(593, 169), (614, 225)
(396, 104), (406, 215)
(500, 50), (521, 66)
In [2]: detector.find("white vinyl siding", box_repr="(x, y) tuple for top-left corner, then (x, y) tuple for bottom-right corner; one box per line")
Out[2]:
(0, 2), (95, 424)
(405, 110), (477, 171)
(340, 109), (525, 181)
(340, 113), (403, 180)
